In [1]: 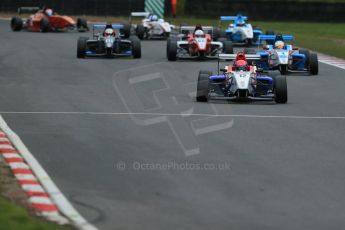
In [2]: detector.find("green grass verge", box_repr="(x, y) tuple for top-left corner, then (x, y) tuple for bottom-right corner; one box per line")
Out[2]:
(0, 196), (74, 230)
(168, 17), (345, 59)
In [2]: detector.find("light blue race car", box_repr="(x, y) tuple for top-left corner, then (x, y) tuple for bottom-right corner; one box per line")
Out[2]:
(254, 34), (318, 75)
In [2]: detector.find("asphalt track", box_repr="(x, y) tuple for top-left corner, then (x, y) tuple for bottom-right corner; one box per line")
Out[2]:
(1, 20), (345, 230)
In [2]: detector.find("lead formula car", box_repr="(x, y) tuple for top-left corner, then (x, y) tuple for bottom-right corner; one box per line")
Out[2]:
(196, 52), (287, 103)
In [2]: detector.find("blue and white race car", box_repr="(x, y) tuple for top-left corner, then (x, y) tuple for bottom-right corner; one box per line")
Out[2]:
(215, 14), (263, 46)
(196, 52), (287, 103)
(255, 34), (318, 75)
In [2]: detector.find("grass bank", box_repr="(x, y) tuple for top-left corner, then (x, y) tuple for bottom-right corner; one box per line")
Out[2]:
(0, 196), (74, 230)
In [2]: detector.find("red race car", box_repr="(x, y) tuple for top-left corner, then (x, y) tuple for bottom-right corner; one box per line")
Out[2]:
(11, 7), (88, 32)
(167, 25), (233, 61)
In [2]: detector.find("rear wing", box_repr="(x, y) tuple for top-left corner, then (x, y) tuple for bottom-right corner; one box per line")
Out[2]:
(220, 16), (248, 21)
(217, 54), (261, 74)
(130, 12), (150, 17)
(258, 35), (294, 41)
(179, 26), (214, 35)
(129, 12), (150, 24)
(92, 24), (124, 37)
(18, 7), (40, 14)
(218, 54), (261, 60)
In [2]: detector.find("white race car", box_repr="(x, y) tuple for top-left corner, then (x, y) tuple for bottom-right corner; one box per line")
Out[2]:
(130, 12), (175, 40)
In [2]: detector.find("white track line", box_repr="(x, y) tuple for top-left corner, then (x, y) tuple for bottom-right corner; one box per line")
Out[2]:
(317, 53), (345, 70)
(1, 111), (345, 119)
(0, 115), (98, 230)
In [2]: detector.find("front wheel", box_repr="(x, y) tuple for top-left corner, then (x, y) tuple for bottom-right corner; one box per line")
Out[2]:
(274, 76), (288, 103)
(167, 38), (177, 61)
(309, 52), (318, 75)
(11, 17), (23, 31)
(136, 25), (145, 40)
(77, 37), (88, 58)
(130, 36), (141, 58)
(196, 70), (211, 102)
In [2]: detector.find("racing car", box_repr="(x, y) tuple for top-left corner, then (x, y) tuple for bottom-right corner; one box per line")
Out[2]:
(77, 24), (141, 59)
(11, 7), (88, 32)
(167, 25), (233, 61)
(130, 12), (175, 40)
(196, 52), (287, 103)
(255, 34), (318, 75)
(214, 14), (263, 46)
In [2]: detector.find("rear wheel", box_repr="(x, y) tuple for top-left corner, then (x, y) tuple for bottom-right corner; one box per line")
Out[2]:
(130, 36), (141, 58)
(40, 18), (50, 32)
(309, 52), (318, 75)
(77, 37), (88, 58)
(136, 25), (145, 40)
(244, 48), (256, 54)
(11, 17), (23, 31)
(299, 49), (310, 67)
(77, 18), (88, 31)
(121, 24), (131, 39)
(214, 28), (226, 41)
(274, 76), (288, 103)
(196, 71), (211, 102)
(222, 40), (233, 54)
(164, 32), (170, 39)
(265, 29), (275, 35)
(265, 30), (275, 45)
(167, 38), (177, 61)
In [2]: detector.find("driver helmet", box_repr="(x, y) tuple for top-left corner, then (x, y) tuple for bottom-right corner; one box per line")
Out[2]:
(194, 24), (203, 32)
(104, 28), (115, 36)
(151, 15), (158, 21)
(45, 8), (53, 16)
(275, 40), (285, 49)
(194, 29), (205, 38)
(235, 60), (247, 71)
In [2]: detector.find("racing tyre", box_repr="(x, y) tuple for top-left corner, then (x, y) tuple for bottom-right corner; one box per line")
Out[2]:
(299, 49), (310, 67)
(77, 37), (88, 58)
(167, 38), (177, 61)
(274, 76), (288, 103)
(265, 30), (275, 45)
(11, 17), (23, 31)
(136, 25), (145, 40)
(244, 48), (256, 54)
(222, 40), (234, 54)
(164, 32), (170, 39)
(265, 29), (275, 35)
(120, 24), (131, 39)
(309, 52), (318, 75)
(130, 36), (141, 58)
(40, 18), (50, 32)
(214, 28), (226, 40)
(77, 18), (88, 31)
(196, 71), (211, 102)
(217, 37), (227, 43)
